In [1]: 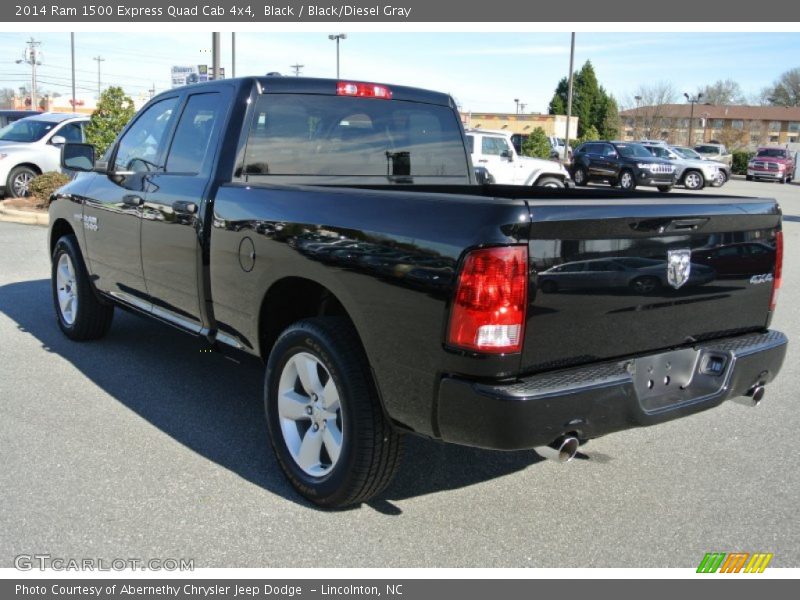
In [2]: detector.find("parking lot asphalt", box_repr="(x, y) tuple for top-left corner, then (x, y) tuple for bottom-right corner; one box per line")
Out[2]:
(1, 178), (798, 568)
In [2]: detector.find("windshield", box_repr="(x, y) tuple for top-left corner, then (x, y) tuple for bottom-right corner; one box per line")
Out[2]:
(756, 148), (788, 158)
(0, 119), (58, 143)
(616, 143), (655, 158)
(695, 145), (720, 155)
(672, 146), (702, 159)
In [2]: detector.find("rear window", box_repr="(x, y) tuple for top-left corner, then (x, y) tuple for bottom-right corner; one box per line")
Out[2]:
(243, 94), (469, 181)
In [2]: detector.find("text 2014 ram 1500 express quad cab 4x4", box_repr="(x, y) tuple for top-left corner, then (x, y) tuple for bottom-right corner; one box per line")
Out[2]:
(50, 77), (787, 508)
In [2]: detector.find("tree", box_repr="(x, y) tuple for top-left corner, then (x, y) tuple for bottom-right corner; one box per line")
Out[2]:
(579, 125), (600, 144)
(85, 86), (136, 157)
(548, 61), (619, 139)
(761, 67), (800, 106)
(521, 127), (551, 159)
(0, 88), (15, 109)
(624, 81), (678, 140)
(697, 79), (746, 105)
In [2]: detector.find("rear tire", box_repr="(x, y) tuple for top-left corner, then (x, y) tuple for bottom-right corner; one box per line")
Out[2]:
(265, 317), (402, 508)
(51, 234), (114, 341)
(630, 276), (660, 294)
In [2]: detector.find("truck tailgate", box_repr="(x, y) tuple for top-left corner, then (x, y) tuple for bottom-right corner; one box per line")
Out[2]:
(522, 195), (781, 374)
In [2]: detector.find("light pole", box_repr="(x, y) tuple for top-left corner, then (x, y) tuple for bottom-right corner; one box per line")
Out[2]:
(634, 95), (642, 139)
(700, 112), (710, 144)
(684, 92), (703, 146)
(328, 34), (347, 78)
(514, 98), (519, 114)
(70, 33), (76, 113)
(564, 32), (576, 163)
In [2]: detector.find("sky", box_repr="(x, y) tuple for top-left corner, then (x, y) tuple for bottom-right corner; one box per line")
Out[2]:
(0, 31), (798, 112)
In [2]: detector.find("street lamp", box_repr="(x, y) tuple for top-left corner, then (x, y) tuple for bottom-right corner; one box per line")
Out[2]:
(328, 33), (347, 78)
(634, 95), (642, 139)
(514, 98), (519, 114)
(684, 92), (703, 146)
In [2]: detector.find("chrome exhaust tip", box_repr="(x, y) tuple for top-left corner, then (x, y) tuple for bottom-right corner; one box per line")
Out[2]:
(535, 435), (580, 463)
(734, 385), (765, 407)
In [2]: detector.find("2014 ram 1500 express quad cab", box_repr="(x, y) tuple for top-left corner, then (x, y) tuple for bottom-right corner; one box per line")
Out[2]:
(50, 77), (787, 508)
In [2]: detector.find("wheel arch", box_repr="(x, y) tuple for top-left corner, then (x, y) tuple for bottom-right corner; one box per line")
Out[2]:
(49, 218), (77, 257)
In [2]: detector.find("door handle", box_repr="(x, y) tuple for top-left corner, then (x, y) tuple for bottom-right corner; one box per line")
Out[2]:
(172, 200), (198, 215)
(122, 194), (144, 207)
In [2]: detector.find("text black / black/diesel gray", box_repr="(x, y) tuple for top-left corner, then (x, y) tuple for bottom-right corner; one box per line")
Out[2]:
(50, 77), (786, 507)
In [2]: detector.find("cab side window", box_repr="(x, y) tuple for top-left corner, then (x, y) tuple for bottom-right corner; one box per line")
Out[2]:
(165, 93), (221, 175)
(114, 97), (179, 173)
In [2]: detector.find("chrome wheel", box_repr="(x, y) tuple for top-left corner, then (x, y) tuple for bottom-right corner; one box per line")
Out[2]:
(12, 170), (34, 196)
(684, 171), (702, 190)
(56, 253), (78, 325)
(573, 168), (586, 185)
(620, 171), (633, 189)
(716, 170), (727, 186)
(277, 352), (344, 477)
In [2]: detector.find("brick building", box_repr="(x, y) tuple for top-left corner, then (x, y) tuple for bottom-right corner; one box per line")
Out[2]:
(619, 104), (800, 149)
(460, 112), (578, 139)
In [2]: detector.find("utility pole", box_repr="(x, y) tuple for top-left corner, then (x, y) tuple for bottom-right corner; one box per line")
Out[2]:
(290, 63), (304, 77)
(519, 103), (526, 114)
(231, 32), (236, 78)
(328, 34), (346, 78)
(148, 83), (156, 99)
(634, 95), (642, 139)
(16, 38), (41, 110)
(70, 33), (76, 113)
(211, 32), (221, 80)
(564, 32), (576, 163)
(93, 55), (105, 97)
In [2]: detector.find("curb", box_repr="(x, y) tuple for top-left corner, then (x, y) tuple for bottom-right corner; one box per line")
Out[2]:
(0, 200), (49, 227)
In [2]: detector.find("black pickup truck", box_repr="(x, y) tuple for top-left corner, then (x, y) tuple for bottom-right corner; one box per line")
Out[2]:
(50, 77), (787, 508)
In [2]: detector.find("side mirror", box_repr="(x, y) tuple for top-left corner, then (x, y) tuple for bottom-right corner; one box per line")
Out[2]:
(50, 135), (67, 146)
(501, 150), (513, 162)
(61, 143), (96, 172)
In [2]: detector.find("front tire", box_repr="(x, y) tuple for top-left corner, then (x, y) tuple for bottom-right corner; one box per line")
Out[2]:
(716, 170), (728, 186)
(6, 165), (37, 198)
(534, 176), (565, 188)
(682, 170), (704, 190)
(51, 234), (114, 340)
(265, 317), (402, 508)
(619, 169), (636, 191)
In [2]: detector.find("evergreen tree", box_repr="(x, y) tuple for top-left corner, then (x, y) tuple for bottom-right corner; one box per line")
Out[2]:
(547, 61), (620, 139)
(85, 86), (136, 157)
(521, 127), (552, 159)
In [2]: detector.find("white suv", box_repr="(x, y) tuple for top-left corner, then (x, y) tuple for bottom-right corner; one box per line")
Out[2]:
(0, 112), (90, 197)
(466, 129), (572, 188)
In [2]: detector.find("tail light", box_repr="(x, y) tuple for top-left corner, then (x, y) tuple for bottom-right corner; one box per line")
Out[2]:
(770, 230), (783, 311)
(336, 81), (392, 99)
(447, 246), (528, 354)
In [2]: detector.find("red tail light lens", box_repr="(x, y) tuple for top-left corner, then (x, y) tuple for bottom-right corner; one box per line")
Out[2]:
(336, 81), (392, 99)
(770, 230), (783, 311)
(447, 246), (528, 354)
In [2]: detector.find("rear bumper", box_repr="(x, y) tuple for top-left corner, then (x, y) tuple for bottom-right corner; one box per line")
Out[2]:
(437, 330), (787, 450)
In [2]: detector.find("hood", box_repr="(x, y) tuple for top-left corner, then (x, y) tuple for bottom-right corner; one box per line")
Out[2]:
(752, 155), (793, 164)
(518, 155), (568, 172)
(0, 141), (36, 152)
(677, 157), (718, 169)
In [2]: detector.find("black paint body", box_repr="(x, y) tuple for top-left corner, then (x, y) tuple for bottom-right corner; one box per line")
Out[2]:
(49, 77), (786, 448)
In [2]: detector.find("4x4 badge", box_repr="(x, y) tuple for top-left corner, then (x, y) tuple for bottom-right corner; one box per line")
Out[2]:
(667, 249), (692, 289)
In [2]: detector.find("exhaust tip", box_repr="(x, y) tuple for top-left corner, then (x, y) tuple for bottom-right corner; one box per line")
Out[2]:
(536, 435), (580, 463)
(733, 385), (765, 407)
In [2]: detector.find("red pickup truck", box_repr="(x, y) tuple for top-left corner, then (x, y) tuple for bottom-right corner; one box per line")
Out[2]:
(747, 147), (796, 183)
